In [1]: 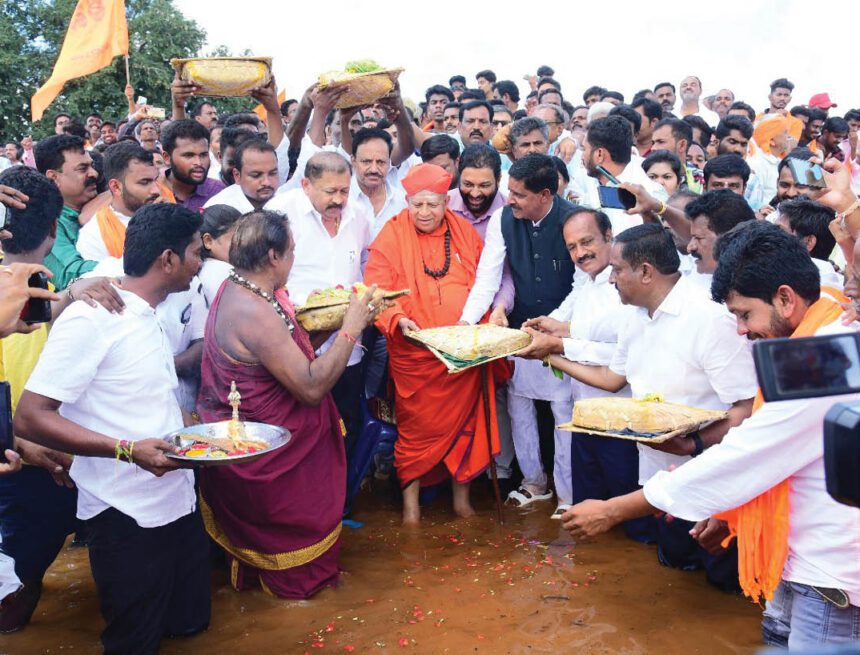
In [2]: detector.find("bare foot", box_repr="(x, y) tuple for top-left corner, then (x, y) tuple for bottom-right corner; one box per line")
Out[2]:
(453, 502), (476, 519)
(402, 506), (421, 526)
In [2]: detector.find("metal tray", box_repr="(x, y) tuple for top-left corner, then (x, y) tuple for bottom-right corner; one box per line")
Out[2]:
(163, 421), (290, 466)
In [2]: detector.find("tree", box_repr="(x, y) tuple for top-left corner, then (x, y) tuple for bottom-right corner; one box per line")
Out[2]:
(0, 0), (214, 139)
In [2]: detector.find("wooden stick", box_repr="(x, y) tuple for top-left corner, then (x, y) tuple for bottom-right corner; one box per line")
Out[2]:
(481, 365), (504, 524)
(124, 55), (131, 87)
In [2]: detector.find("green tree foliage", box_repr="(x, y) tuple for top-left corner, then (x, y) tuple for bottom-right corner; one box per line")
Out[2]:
(0, 0), (256, 140)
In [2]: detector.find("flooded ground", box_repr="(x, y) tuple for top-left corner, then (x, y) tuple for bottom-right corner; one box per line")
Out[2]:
(4, 485), (761, 654)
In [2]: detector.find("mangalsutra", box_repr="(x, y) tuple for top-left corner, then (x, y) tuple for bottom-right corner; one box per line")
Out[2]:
(229, 271), (294, 333)
(423, 223), (451, 279)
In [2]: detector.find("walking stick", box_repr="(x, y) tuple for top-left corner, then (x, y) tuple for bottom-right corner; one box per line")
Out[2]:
(481, 364), (505, 524)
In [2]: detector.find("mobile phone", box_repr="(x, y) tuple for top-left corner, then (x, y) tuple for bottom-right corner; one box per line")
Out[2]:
(0, 382), (13, 462)
(598, 185), (637, 210)
(753, 332), (860, 402)
(20, 272), (52, 325)
(0, 203), (6, 230)
(787, 158), (826, 189)
(595, 165), (622, 186)
(136, 95), (148, 106)
(146, 107), (166, 120)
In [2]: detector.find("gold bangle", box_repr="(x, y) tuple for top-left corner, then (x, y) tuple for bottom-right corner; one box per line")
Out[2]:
(655, 200), (668, 216)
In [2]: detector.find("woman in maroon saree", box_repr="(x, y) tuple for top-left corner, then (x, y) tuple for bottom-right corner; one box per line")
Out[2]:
(196, 211), (378, 599)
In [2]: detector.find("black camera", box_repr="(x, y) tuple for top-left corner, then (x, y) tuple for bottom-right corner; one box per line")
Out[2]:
(753, 332), (860, 508)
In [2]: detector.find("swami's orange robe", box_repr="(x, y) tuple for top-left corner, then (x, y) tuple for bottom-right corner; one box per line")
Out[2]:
(365, 208), (506, 487)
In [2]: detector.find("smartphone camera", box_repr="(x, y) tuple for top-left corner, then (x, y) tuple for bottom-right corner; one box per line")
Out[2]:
(597, 186), (637, 210)
(20, 272), (52, 325)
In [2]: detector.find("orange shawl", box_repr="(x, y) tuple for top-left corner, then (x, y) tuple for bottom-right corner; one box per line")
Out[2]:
(94, 205), (127, 258)
(716, 287), (848, 602)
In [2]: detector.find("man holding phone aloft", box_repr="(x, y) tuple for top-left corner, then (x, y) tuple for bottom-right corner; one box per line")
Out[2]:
(570, 117), (667, 234)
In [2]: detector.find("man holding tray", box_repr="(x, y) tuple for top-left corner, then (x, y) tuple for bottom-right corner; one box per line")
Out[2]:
(546, 223), (756, 591)
(562, 222), (860, 649)
(14, 204), (210, 653)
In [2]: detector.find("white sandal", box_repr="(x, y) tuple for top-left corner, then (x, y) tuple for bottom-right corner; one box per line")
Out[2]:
(550, 504), (571, 520)
(506, 486), (554, 508)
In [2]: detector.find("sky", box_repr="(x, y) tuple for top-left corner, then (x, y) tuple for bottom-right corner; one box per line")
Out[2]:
(174, 0), (860, 115)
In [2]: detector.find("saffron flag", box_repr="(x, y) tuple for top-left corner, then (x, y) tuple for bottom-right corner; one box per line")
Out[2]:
(252, 90), (287, 122)
(31, 0), (129, 122)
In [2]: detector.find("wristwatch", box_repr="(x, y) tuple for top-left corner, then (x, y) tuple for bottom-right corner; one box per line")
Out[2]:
(689, 430), (704, 457)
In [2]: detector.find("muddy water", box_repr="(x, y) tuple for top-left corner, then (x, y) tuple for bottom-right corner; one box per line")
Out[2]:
(5, 488), (761, 654)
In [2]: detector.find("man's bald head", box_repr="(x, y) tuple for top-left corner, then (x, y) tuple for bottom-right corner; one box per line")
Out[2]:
(305, 151), (352, 181)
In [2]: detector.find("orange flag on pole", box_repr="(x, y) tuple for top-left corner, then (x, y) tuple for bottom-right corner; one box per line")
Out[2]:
(31, 0), (129, 122)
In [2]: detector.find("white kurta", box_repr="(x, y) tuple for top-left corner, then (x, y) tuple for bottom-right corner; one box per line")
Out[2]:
(76, 206), (131, 262)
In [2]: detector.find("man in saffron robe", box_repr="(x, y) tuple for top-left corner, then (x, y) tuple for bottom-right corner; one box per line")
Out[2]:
(561, 222), (860, 649)
(365, 164), (505, 525)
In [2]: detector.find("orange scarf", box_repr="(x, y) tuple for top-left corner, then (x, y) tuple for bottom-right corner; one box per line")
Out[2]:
(94, 205), (127, 258)
(158, 182), (177, 203)
(716, 287), (848, 602)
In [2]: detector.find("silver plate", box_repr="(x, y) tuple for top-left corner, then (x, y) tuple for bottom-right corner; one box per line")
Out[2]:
(163, 421), (291, 466)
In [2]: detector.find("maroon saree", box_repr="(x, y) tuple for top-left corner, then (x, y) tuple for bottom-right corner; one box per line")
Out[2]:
(197, 283), (346, 599)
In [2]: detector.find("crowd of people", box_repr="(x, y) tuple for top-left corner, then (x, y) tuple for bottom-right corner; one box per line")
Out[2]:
(0, 64), (858, 653)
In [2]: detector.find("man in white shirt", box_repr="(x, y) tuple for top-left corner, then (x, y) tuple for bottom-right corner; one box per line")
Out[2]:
(346, 128), (407, 239)
(77, 142), (161, 262)
(573, 116), (668, 233)
(677, 76), (720, 127)
(266, 151), (371, 466)
(204, 139), (278, 214)
(775, 198), (843, 289)
(459, 154), (578, 518)
(15, 203), (210, 654)
(516, 208), (652, 542)
(562, 222), (860, 649)
(547, 223), (756, 590)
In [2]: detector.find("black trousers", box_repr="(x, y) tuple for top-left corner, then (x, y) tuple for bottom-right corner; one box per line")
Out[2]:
(331, 362), (363, 460)
(86, 508), (211, 655)
(656, 514), (741, 593)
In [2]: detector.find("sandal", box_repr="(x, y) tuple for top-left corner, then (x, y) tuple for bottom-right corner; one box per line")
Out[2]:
(506, 486), (554, 508)
(550, 504), (571, 520)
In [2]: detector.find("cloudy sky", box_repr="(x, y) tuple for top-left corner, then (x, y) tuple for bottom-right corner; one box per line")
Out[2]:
(174, 0), (860, 114)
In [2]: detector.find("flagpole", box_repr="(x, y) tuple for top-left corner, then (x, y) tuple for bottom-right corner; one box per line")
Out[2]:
(124, 55), (130, 87)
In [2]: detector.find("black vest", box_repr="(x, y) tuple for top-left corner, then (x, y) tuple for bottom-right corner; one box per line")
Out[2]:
(500, 196), (576, 328)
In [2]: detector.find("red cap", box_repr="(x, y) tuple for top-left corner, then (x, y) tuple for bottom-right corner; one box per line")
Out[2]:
(401, 163), (452, 196)
(809, 93), (837, 110)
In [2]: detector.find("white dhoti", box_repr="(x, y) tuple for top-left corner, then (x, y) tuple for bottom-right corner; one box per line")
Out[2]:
(507, 358), (574, 505)
(0, 534), (21, 602)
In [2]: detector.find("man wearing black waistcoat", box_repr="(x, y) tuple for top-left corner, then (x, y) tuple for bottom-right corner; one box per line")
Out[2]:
(459, 153), (577, 518)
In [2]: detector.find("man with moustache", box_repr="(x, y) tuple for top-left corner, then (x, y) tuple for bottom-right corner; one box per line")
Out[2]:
(161, 120), (224, 211)
(442, 103), (461, 135)
(515, 208), (652, 542)
(35, 135), (100, 289)
(546, 223), (755, 590)
(710, 89), (735, 120)
(77, 143), (162, 262)
(348, 128), (408, 238)
(204, 139), (278, 213)
(265, 152), (372, 474)
(654, 82), (676, 114)
(684, 189), (755, 289)
(759, 78), (794, 119)
(678, 76), (719, 126)
(458, 101), (494, 147)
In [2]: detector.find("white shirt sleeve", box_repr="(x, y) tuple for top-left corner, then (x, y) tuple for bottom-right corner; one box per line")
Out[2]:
(24, 309), (110, 404)
(608, 320), (630, 378)
(548, 268), (587, 321)
(459, 209), (507, 324)
(275, 132), (292, 186)
(698, 312), (758, 404)
(643, 396), (830, 521)
(563, 337), (618, 367)
(188, 282), (207, 342)
(76, 220), (107, 263)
